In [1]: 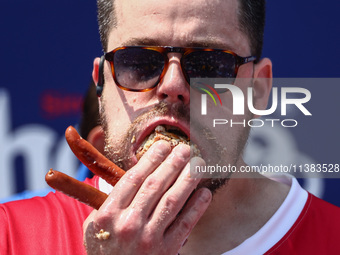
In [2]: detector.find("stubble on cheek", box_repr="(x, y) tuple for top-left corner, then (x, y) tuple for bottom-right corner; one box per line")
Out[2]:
(99, 106), (130, 170)
(193, 115), (252, 194)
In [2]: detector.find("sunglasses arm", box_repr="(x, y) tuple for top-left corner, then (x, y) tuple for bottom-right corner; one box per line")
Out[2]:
(96, 55), (106, 97)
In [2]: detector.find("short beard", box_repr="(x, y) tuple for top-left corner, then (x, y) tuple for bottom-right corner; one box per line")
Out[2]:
(100, 98), (252, 194)
(100, 100), (189, 169)
(193, 115), (251, 194)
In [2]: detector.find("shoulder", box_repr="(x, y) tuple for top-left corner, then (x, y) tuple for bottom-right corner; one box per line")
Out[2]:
(297, 193), (340, 235)
(307, 193), (340, 214)
(266, 193), (340, 254)
(0, 176), (99, 254)
(0, 175), (99, 222)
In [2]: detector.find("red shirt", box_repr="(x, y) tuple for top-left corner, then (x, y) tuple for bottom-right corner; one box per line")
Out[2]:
(1, 176), (340, 254)
(265, 194), (340, 254)
(0, 177), (96, 255)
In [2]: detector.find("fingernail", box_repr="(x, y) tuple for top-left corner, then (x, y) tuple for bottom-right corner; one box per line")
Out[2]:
(199, 188), (212, 203)
(189, 157), (206, 178)
(149, 140), (171, 157)
(173, 144), (191, 161)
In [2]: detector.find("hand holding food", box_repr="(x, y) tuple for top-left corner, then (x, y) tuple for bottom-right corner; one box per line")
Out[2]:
(83, 141), (212, 255)
(45, 125), (202, 210)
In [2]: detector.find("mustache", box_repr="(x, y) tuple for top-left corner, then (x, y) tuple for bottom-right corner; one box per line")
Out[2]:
(125, 101), (190, 138)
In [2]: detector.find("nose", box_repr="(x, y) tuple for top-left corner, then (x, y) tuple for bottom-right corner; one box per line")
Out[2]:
(156, 54), (190, 104)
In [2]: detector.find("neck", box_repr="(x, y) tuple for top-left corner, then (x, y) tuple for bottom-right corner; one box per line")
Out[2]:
(179, 160), (290, 254)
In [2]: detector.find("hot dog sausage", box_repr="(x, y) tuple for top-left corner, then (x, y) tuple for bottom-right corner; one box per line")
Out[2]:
(65, 126), (125, 186)
(45, 169), (108, 210)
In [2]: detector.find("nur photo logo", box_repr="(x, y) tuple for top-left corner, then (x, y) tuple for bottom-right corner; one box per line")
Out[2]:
(196, 82), (223, 115)
(192, 78), (312, 128)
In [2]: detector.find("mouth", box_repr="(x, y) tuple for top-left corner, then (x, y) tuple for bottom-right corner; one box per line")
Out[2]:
(134, 124), (201, 160)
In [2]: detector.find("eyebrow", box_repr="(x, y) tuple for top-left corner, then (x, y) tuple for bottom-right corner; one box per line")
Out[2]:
(119, 37), (236, 51)
(121, 38), (160, 47)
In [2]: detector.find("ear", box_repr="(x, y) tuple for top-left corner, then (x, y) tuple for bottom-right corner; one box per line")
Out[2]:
(86, 125), (105, 155)
(252, 58), (273, 118)
(92, 57), (100, 85)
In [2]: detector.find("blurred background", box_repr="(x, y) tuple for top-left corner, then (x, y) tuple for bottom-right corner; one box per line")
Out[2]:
(0, 1), (339, 204)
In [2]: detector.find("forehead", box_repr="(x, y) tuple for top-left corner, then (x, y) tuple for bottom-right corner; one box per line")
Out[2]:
(108, 0), (250, 55)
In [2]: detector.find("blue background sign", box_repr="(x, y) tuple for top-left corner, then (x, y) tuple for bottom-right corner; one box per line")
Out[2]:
(0, 1), (339, 205)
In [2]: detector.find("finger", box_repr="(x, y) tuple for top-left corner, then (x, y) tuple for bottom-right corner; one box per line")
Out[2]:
(103, 140), (171, 209)
(165, 188), (212, 250)
(129, 144), (191, 217)
(149, 157), (206, 229)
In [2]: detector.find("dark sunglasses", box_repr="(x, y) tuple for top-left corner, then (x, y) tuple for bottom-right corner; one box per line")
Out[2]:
(102, 46), (256, 92)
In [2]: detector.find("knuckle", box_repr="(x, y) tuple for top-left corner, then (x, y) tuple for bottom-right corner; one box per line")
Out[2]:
(93, 211), (112, 227)
(116, 224), (136, 238)
(182, 174), (197, 185)
(165, 147), (190, 169)
(143, 176), (162, 191)
(165, 159), (183, 172)
(139, 226), (163, 253)
(114, 211), (143, 240)
(115, 221), (140, 241)
(164, 194), (179, 210)
(179, 218), (192, 235)
(123, 170), (145, 186)
(139, 235), (154, 252)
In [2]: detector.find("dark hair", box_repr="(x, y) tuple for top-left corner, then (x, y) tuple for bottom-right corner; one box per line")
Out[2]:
(79, 79), (100, 139)
(97, 0), (116, 52)
(97, 0), (265, 59)
(238, 0), (266, 61)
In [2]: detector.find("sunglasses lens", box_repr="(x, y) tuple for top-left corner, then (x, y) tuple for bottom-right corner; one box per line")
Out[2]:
(114, 48), (165, 90)
(183, 51), (236, 80)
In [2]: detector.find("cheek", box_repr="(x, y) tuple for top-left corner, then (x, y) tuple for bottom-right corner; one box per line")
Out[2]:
(125, 93), (152, 109)
(102, 87), (156, 135)
(101, 90), (131, 137)
(104, 101), (129, 134)
(114, 89), (159, 120)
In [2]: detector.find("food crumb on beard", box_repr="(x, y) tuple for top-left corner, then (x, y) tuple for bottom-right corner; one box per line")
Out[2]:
(131, 135), (136, 144)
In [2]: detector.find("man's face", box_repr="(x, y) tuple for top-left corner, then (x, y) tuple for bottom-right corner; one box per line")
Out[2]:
(99, 0), (255, 181)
